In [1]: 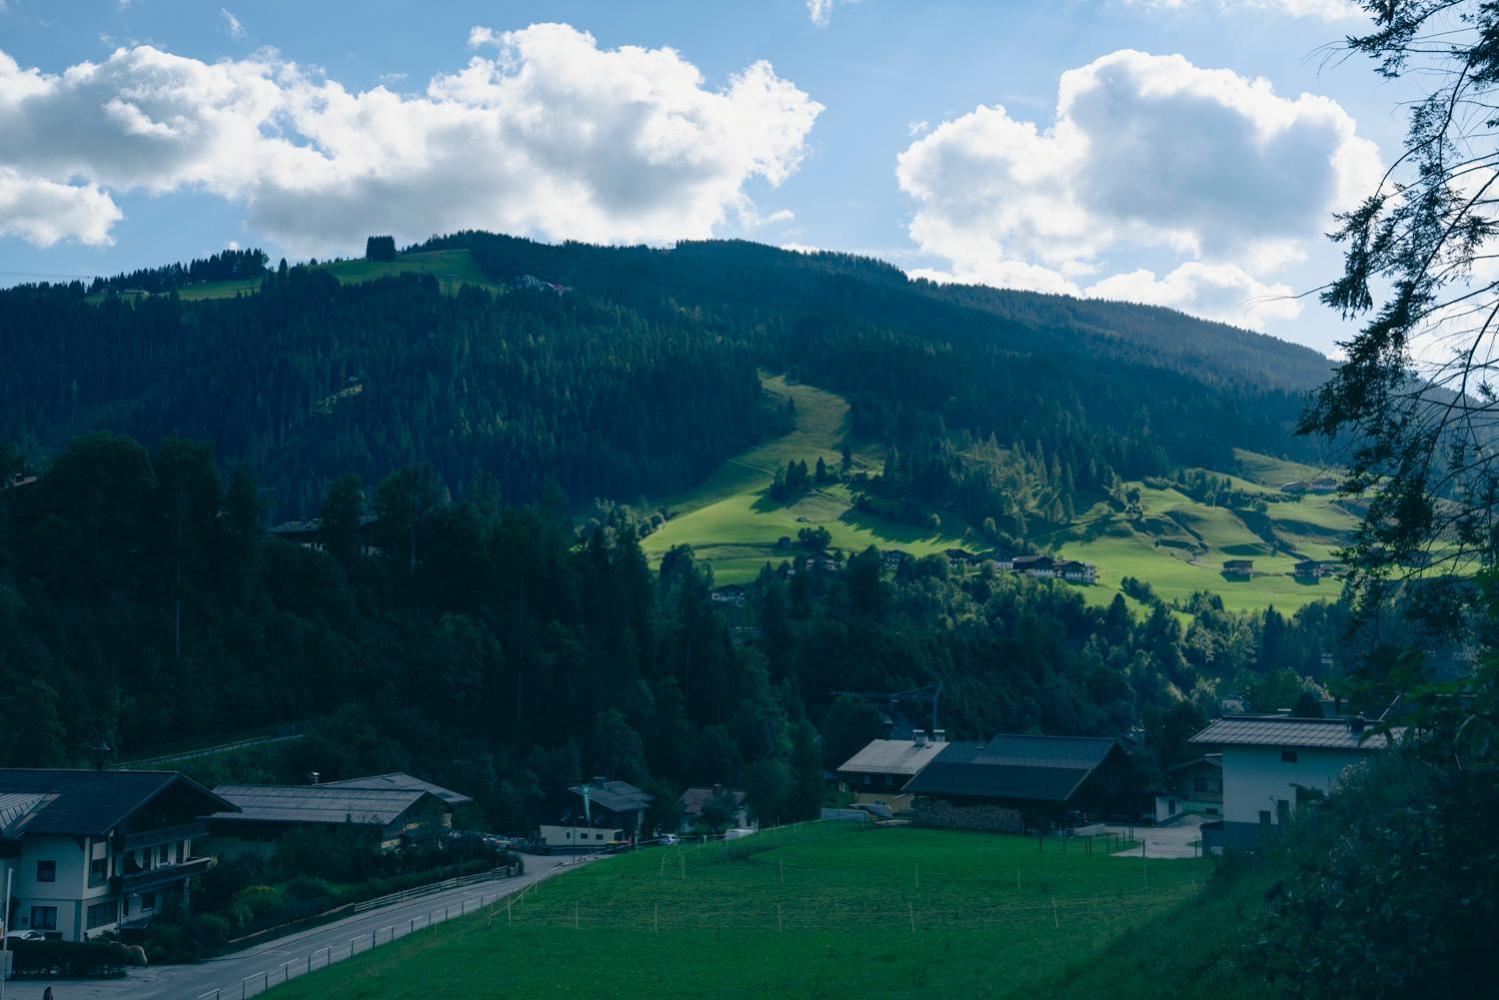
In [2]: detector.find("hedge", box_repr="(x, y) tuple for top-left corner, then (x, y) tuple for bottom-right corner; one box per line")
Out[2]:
(8, 939), (132, 978)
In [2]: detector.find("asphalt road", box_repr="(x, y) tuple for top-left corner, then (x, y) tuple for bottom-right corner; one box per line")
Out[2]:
(23, 852), (597, 1000)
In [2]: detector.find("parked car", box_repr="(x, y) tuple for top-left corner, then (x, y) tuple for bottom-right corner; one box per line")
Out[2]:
(658, 833), (681, 846)
(4, 929), (45, 943)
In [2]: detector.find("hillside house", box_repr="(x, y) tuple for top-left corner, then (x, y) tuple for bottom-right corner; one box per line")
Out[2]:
(1293, 560), (1324, 581)
(1223, 559), (1254, 577)
(836, 731), (948, 815)
(0, 769), (236, 942)
(677, 785), (752, 833)
(268, 514), (381, 556)
(318, 771), (474, 811)
(1191, 715), (1400, 852)
(902, 733), (1139, 825)
(539, 778), (652, 851)
(1010, 555), (1055, 578)
(204, 782), (455, 856)
(1284, 477), (1338, 495)
(710, 585), (748, 608)
(1056, 560), (1099, 583)
(1153, 755), (1223, 822)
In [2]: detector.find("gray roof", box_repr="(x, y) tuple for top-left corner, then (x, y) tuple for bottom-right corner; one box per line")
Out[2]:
(0, 792), (53, 836)
(569, 780), (652, 814)
(211, 784), (443, 827)
(0, 770), (236, 836)
(678, 787), (747, 815)
(836, 739), (947, 777)
(320, 772), (474, 808)
(902, 734), (1123, 803)
(1190, 716), (1400, 751)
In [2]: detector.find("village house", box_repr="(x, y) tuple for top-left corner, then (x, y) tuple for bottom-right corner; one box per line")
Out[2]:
(902, 733), (1139, 826)
(835, 731), (948, 815)
(539, 778), (652, 852)
(0, 769), (236, 942)
(1293, 560), (1324, 581)
(710, 584), (748, 608)
(677, 785), (752, 833)
(1010, 555), (1055, 578)
(1153, 755), (1223, 823)
(1056, 559), (1099, 584)
(1191, 714), (1400, 852)
(267, 514), (382, 556)
(1223, 558), (1254, 577)
(203, 779), (458, 857)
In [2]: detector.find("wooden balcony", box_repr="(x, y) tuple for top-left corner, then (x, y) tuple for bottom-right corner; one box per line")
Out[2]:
(113, 855), (213, 895)
(115, 819), (209, 853)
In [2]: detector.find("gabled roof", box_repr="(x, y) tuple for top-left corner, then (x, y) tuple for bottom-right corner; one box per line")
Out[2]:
(569, 780), (652, 814)
(319, 772), (473, 808)
(1164, 754), (1222, 774)
(1191, 716), (1400, 751)
(0, 769), (236, 836)
(678, 787), (747, 815)
(211, 784), (440, 827)
(901, 734), (1122, 803)
(836, 739), (947, 777)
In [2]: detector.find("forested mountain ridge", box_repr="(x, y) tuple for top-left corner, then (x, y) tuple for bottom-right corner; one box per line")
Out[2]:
(0, 234), (1333, 520)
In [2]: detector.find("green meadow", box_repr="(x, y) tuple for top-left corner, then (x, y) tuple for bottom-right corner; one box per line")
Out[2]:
(270, 822), (1216, 1000)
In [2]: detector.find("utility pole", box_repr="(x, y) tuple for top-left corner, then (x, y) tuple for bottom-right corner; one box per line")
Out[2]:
(1, 866), (12, 1000)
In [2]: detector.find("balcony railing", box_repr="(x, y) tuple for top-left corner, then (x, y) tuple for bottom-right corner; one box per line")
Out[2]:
(112, 856), (213, 895)
(115, 819), (209, 853)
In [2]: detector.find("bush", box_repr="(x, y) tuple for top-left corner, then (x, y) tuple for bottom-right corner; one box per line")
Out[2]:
(233, 885), (286, 924)
(9, 939), (132, 978)
(196, 913), (233, 947)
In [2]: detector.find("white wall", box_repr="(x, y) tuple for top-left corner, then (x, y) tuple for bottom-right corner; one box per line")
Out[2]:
(1221, 746), (1370, 827)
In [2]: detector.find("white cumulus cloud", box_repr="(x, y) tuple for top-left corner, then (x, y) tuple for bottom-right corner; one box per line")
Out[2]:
(220, 8), (245, 41)
(0, 24), (822, 253)
(0, 168), (121, 246)
(896, 49), (1380, 329)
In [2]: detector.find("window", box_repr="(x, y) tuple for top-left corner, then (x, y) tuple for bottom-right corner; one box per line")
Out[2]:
(89, 857), (109, 886)
(159, 844), (170, 866)
(86, 900), (119, 930)
(30, 906), (57, 931)
(141, 892), (158, 912)
(35, 860), (56, 883)
(595, 833), (604, 841)
(1281, 750), (1299, 763)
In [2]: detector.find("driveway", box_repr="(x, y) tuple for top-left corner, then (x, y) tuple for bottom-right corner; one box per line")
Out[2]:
(1106, 816), (1205, 859)
(27, 852), (599, 1000)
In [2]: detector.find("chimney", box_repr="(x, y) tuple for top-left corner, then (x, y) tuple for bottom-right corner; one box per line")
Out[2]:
(307, 771), (320, 785)
(912, 729), (927, 747)
(932, 729), (947, 743)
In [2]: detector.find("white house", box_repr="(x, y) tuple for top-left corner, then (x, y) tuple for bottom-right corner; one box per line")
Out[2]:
(1190, 715), (1399, 851)
(0, 770), (236, 942)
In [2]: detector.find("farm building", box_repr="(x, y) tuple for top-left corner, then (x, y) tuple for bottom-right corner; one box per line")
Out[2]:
(1223, 559), (1254, 577)
(268, 514), (381, 556)
(204, 782), (455, 856)
(0, 769), (236, 942)
(902, 733), (1141, 826)
(836, 731), (948, 815)
(1056, 560), (1099, 583)
(1153, 755), (1223, 823)
(317, 771), (475, 811)
(1293, 560), (1324, 581)
(540, 778), (653, 852)
(678, 785), (752, 833)
(710, 585), (748, 607)
(1191, 715), (1400, 851)
(1010, 555), (1055, 578)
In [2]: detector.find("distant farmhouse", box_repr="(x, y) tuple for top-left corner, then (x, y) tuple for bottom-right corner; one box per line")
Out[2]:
(893, 733), (1139, 828)
(710, 584), (748, 608)
(835, 730), (949, 815)
(1283, 476), (1338, 496)
(539, 778), (652, 852)
(268, 514), (381, 556)
(1191, 714), (1400, 852)
(1153, 754), (1222, 823)
(1010, 555), (1055, 578)
(1223, 558), (1254, 578)
(0, 769), (236, 942)
(205, 778), (459, 857)
(677, 785), (752, 833)
(1008, 554), (1097, 584)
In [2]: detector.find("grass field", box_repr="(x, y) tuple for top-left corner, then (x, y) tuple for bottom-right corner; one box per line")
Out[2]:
(87, 249), (501, 303)
(641, 375), (975, 583)
(270, 822), (1214, 1000)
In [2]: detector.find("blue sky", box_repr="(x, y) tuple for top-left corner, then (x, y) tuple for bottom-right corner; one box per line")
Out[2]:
(0, 0), (1413, 354)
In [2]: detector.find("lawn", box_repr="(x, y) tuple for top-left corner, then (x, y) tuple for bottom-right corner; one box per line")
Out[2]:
(642, 375), (974, 583)
(270, 822), (1213, 1000)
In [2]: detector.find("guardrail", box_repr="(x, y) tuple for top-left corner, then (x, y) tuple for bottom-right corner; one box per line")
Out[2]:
(225, 885), (526, 997)
(351, 864), (517, 913)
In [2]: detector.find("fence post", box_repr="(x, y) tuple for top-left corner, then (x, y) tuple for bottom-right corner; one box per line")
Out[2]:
(908, 901), (916, 934)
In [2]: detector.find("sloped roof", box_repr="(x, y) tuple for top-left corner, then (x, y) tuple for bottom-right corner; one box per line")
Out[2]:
(1165, 754), (1222, 774)
(0, 792), (53, 837)
(678, 787), (747, 815)
(0, 769), (235, 836)
(1190, 716), (1399, 751)
(211, 784), (439, 827)
(320, 772), (474, 808)
(836, 739), (947, 777)
(569, 780), (652, 814)
(901, 734), (1122, 803)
